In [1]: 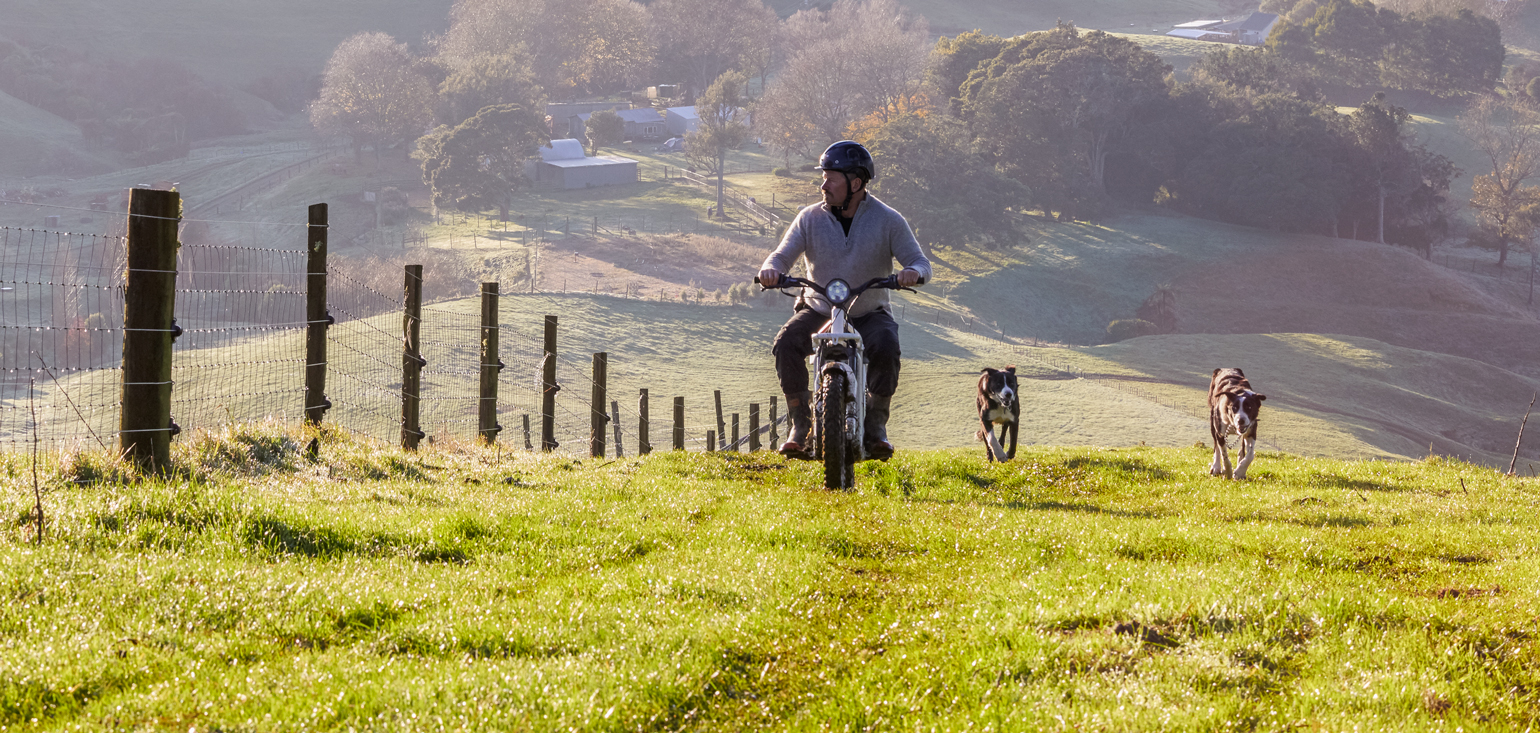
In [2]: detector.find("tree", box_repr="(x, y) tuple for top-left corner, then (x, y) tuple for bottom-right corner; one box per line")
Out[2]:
(438, 0), (653, 96)
(757, 0), (930, 160)
(1379, 8), (1502, 97)
(585, 108), (625, 156)
(1347, 93), (1419, 245)
(926, 31), (1009, 115)
(960, 24), (1171, 219)
(864, 112), (1024, 250)
(311, 32), (434, 162)
(651, 0), (771, 97)
(437, 51), (544, 127)
(1168, 94), (1352, 232)
(685, 71), (751, 217)
(1460, 96), (1540, 266)
(417, 103), (550, 219)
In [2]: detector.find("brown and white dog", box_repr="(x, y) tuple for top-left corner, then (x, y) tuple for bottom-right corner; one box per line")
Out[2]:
(1208, 368), (1266, 480)
(975, 366), (1019, 462)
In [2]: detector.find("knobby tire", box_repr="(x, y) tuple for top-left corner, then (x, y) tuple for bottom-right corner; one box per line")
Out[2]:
(820, 371), (848, 489)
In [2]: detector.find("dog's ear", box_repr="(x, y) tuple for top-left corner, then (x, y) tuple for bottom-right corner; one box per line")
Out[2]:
(979, 367), (994, 375)
(1005, 365), (1016, 374)
(1212, 368), (1222, 376)
(1255, 394), (1267, 401)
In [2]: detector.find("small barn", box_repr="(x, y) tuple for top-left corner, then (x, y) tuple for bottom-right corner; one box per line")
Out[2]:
(665, 106), (701, 136)
(572, 107), (667, 141)
(1214, 12), (1279, 45)
(532, 138), (637, 189)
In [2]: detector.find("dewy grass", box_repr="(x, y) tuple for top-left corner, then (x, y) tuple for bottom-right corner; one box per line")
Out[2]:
(1, 431), (1537, 730)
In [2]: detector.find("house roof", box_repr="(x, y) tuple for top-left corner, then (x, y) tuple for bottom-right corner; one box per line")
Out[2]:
(665, 106), (700, 120)
(1215, 11), (1278, 32)
(575, 108), (665, 124)
(1174, 19), (1224, 28)
(1167, 28), (1228, 39)
(539, 139), (587, 161)
(542, 154), (638, 169)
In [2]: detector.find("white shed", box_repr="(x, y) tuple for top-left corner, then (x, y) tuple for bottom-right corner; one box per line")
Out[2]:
(533, 139), (637, 189)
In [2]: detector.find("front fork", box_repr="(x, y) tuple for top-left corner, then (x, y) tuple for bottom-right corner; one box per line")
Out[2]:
(810, 339), (866, 462)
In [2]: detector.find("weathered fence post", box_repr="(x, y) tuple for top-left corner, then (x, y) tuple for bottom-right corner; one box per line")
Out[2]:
(541, 315), (558, 451)
(706, 431), (716, 452)
(590, 352), (608, 458)
(611, 400), (624, 458)
(401, 265), (424, 450)
(731, 413), (739, 451)
(769, 396), (779, 447)
(523, 414), (532, 450)
(121, 188), (180, 473)
(673, 396), (684, 450)
(478, 283), (502, 443)
(304, 203), (331, 426)
(638, 388), (651, 455)
(749, 403), (760, 452)
(714, 390), (726, 451)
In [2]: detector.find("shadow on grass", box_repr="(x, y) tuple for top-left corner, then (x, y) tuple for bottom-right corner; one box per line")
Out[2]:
(1307, 472), (1404, 493)
(241, 515), (472, 564)
(1060, 455), (1175, 481)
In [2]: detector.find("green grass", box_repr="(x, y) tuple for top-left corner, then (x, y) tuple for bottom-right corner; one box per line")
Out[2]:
(2, 425), (1537, 730)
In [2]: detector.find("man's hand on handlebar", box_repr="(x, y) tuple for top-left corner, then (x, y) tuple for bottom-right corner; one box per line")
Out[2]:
(896, 269), (922, 288)
(756, 268), (784, 288)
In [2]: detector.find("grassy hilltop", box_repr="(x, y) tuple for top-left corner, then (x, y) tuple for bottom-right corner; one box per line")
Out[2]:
(1, 430), (1537, 730)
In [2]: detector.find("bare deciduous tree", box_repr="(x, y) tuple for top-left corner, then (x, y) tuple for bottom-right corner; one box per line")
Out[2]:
(311, 32), (434, 163)
(1460, 95), (1540, 266)
(757, 0), (929, 159)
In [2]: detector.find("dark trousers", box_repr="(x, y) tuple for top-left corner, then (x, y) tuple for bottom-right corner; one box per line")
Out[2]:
(773, 306), (901, 397)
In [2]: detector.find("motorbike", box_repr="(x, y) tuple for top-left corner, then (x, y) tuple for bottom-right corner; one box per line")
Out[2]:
(757, 274), (916, 489)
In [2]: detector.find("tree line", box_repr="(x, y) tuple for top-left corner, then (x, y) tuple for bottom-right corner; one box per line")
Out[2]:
(310, 0), (1530, 259)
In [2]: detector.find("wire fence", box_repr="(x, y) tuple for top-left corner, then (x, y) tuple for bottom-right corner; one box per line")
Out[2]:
(0, 215), (785, 456)
(0, 227), (125, 448)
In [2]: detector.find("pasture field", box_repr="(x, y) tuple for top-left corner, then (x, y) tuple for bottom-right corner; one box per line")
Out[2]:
(0, 426), (1537, 730)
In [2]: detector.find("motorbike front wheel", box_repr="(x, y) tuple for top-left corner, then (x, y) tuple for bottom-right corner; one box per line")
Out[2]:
(819, 370), (850, 489)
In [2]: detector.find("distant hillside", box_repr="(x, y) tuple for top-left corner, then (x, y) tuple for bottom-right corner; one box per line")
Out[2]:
(938, 211), (1540, 378)
(0, 88), (113, 177)
(0, 0), (454, 87)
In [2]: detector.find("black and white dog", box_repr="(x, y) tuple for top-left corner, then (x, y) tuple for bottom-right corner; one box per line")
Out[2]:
(975, 366), (1020, 462)
(1208, 368), (1266, 480)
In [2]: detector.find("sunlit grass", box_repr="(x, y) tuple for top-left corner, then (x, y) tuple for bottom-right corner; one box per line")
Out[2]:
(1, 424), (1537, 730)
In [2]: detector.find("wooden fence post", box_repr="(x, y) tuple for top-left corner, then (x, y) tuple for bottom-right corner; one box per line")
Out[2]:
(673, 396), (684, 450)
(523, 414), (532, 450)
(401, 265), (424, 450)
(731, 413), (739, 451)
(706, 431), (716, 452)
(590, 352), (608, 458)
(304, 203), (331, 426)
(638, 389), (651, 455)
(769, 396), (779, 447)
(611, 400), (624, 458)
(714, 390), (726, 451)
(541, 315), (558, 451)
(749, 403), (760, 452)
(478, 282), (502, 443)
(121, 188), (180, 473)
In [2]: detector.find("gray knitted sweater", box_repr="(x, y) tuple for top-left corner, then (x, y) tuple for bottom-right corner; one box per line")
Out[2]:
(760, 194), (931, 317)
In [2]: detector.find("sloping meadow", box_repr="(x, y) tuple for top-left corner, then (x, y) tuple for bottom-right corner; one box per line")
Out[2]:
(0, 425), (1537, 730)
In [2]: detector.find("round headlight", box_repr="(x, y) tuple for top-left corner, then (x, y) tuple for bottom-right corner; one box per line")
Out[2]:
(825, 279), (850, 305)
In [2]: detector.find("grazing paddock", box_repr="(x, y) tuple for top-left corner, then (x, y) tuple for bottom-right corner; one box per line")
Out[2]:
(1, 428), (1536, 730)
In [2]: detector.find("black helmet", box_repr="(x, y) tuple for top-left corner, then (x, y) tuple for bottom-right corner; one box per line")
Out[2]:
(816, 140), (875, 182)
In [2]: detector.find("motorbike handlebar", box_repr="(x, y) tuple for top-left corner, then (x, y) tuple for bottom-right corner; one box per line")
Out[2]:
(754, 273), (922, 295)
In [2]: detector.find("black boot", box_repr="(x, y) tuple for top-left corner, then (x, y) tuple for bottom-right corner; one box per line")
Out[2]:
(865, 393), (893, 461)
(779, 390), (813, 459)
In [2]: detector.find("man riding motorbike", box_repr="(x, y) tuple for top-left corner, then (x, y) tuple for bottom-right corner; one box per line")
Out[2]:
(757, 140), (930, 461)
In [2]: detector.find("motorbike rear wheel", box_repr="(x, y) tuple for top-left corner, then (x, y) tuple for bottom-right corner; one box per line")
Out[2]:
(819, 371), (849, 489)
